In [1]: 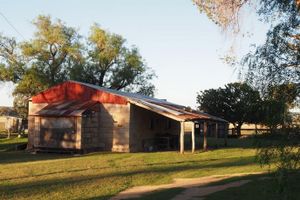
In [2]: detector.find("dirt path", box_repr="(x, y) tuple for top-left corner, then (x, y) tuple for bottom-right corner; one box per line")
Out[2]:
(110, 172), (263, 200)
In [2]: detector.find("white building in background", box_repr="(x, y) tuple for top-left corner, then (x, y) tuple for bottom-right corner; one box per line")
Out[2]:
(0, 107), (21, 133)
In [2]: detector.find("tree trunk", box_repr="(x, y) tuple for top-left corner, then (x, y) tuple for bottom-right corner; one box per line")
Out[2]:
(7, 129), (11, 139)
(18, 119), (25, 137)
(236, 123), (242, 137)
(230, 123), (235, 135)
(255, 124), (258, 135)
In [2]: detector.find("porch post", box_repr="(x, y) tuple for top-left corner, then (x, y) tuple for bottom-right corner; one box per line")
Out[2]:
(215, 123), (218, 138)
(203, 121), (208, 151)
(224, 123), (228, 147)
(180, 121), (185, 154)
(191, 122), (195, 153)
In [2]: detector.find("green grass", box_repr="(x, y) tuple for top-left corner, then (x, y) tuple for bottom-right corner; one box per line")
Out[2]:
(205, 173), (300, 200)
(134, 173), (300, 200)
(0, 136), (27, 152)
(0, 137), (270, 200)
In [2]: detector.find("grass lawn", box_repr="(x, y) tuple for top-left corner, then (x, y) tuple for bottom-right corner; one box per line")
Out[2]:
(133, 173), (300, 200)
(0, 136), (28, 152)
(205, 173), (300, 200)
(0, 136), (269, 200)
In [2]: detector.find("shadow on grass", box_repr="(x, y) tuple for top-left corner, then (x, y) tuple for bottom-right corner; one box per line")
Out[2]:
(0, 137), (28, 152)
(0, 136), (260, 165)
(85, 174), (270, 200)
(0, 151), (73, 165)
(123, 174), (271, 200)
(204, 173), (300, 200)
(0, 155), (257, 199)
(0, 142), (27, 152)
(125, 188), (186, 200)
(124, 173), (300, 200)
(0, 154), (256, 182)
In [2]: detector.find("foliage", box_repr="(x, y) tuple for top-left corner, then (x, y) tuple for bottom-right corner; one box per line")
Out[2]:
(0, 15), (156, 118)
(256, 131), (300, 198)
(259, 99), (287, 130)
(70, 24), (156, 96)
(194, 0), (300, 102)
(0, 15), (82, 117)
(193, 0), (300, 32)
(205, 172), (300, 200)
(243, 17), (300, 94)
(193, 0), (250, 32)
(258, 84), (299, 130)
(197, 82), (261, 135)
(195, 2), (300, 197)
(21, 15), (82, 86)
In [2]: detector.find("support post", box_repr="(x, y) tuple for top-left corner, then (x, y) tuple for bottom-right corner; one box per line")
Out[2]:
(180, 121), (185, 154)
(215, 123), (218, 138)
(203, 121), (208, 151)
(191, 122), (195, 153)
(224, 123), (228, 147)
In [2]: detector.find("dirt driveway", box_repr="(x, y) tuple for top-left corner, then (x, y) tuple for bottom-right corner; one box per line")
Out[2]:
(110, 172), (264, 200)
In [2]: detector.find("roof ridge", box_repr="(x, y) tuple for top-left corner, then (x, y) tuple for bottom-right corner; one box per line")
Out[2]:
(68, 80), (181, 106)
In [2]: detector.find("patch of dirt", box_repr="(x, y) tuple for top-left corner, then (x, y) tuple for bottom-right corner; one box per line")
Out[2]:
(110, 172), (263, 200)
(171, 180), (250, 200)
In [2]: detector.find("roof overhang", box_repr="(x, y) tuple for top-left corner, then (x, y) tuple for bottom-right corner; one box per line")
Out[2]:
(32, 100), (99, 117)
(129, 99), (228, 123)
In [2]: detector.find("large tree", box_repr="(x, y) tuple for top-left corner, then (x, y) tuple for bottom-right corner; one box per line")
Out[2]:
(260, 83), (299, 130)
(197, 82), (261, 136)
(70, 24), (156, 96)
(0, 15), (82, 117)
(194, 1), (300, 193)
(0, 15), (156, 118)
(194, 0), (300, 98)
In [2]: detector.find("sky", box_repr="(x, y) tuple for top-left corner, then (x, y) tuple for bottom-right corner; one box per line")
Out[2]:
(0, 0), (268, 108)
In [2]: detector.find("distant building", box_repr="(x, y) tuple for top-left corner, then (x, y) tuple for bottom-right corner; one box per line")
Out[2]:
(28, 81), (228, 153)
(0, 107), (21, 133)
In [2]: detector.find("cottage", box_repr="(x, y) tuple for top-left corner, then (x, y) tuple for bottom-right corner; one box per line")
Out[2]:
(0, 106), (21, 133)
(27, 81), (228, 153)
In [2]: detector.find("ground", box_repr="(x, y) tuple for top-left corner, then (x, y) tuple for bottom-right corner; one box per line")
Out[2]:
(0, 134), (299, 200)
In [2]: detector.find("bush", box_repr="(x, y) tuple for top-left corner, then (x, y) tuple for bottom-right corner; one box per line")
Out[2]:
(256, 130), (300, 199)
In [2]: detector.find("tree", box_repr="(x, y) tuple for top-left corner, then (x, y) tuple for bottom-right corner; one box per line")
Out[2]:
(194, 0), (300, 99)
(0, 15), (82, 118)
(243, 19), (300, 93)
(197, 82), (261, 136)
(193, 0), (249, 32)
(21, 15), (82, 86)
(69, 24), (156, 96)
(259, 84), (299, 131)
(193, 0), (300, 31)
(0, 15), (156, 119)
(194, 1), (300, 195)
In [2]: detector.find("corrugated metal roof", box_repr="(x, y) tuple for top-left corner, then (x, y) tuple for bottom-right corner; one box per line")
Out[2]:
(0, 106), (19, 117)
(34, 100), (99, 117)
(69, 81), (228, 122)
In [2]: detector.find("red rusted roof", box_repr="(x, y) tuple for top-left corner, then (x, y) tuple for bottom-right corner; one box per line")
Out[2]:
(31, 81), (128, 105)
(33, 100), (99, 117)
(31, 81), (227, 122)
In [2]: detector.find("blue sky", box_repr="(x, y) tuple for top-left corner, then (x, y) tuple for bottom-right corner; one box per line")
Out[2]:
(0, 0), (268, 108)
